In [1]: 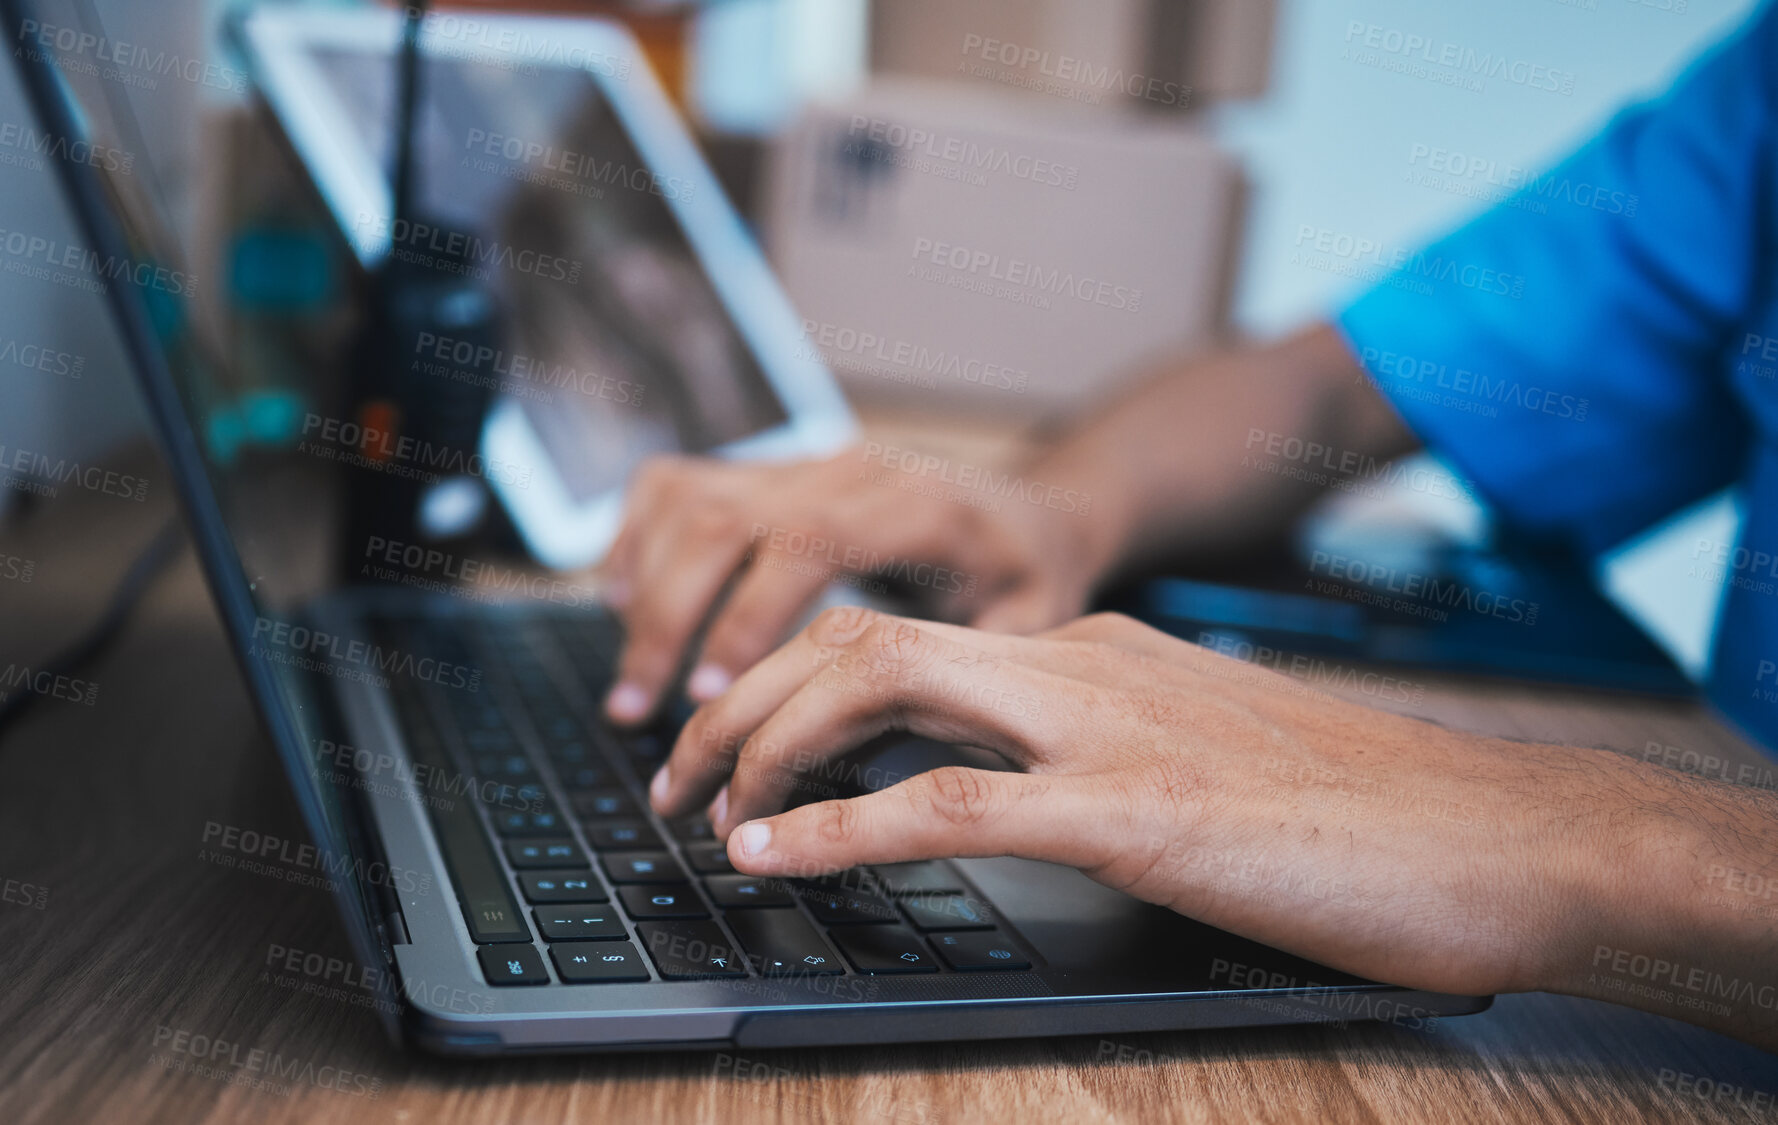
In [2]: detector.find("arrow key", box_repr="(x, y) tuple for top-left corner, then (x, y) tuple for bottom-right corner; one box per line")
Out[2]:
(636, 921), (746, 979)
(830, 924), (939, 974)
(725, 906), (841, 976)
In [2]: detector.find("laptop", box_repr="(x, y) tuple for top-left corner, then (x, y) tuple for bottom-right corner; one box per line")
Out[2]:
(6, 0), (1489, 1053)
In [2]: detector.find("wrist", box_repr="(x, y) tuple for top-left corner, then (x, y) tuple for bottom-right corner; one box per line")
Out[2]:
(1522, 751), (1760, 998)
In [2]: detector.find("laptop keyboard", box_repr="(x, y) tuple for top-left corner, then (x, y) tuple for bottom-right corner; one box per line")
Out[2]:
(374, 609), (1033, 990)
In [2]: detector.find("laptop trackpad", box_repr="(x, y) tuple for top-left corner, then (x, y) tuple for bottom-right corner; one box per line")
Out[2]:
(958, 856), (1213, 983)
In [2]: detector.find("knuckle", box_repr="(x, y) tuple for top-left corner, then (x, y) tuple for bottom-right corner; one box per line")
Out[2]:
(860, 619), (929, 679)
(808, 605), (881, 648)
(814, 799), (858, 846)
(920, 766), (997, 828)
(685, 503), (745, 542)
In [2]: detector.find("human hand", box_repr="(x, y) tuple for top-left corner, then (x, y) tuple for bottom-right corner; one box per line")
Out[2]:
(600, 447), (1104, 724)
(647, 607), (1659, 1001)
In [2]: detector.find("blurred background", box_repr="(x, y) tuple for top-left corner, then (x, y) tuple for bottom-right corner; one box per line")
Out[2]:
(0, 0), (1760, 679)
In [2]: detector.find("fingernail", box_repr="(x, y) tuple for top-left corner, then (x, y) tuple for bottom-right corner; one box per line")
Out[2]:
(736, 821), (771, 859)
(687, 663), (732, 702)
(711, 785), (729, 827)
(606, 682), (648, 722)
(649, 764), (671, 807)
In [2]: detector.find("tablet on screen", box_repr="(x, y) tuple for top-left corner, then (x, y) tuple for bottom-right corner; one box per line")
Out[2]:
(237, 9), (854, 569)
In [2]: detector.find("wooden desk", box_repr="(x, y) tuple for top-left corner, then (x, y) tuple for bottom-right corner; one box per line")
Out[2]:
(2, 472), (1774, 1125)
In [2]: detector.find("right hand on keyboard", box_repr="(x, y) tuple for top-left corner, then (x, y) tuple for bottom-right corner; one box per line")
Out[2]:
(599, 446), (1102, 726)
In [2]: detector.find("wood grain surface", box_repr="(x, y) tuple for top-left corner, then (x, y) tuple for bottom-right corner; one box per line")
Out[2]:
(2, 461), (1775, 1125)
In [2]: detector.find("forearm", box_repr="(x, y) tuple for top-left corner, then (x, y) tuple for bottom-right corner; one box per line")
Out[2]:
(1540, 751), (1778, 1051)
(1027, 322), (1419, 586)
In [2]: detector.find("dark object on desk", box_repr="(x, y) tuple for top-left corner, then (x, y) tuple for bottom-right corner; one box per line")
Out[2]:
(342, 0), (500, 558)
(1114, 544), (1693, 695)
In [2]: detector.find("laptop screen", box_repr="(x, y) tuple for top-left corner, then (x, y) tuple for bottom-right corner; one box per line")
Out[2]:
(8, 0), (387, 924)
(5, 0), (476, 968)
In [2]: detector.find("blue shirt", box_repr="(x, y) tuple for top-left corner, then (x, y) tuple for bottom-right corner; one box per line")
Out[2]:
(1337, 1), (1778, 753)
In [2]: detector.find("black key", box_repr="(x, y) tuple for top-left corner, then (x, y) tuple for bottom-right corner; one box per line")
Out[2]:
(624, 730), (669, 765)
(479, 781), (547, 811)
(901, 893), (995, 931)
(602, 851), (688, 884)
(726, 907), (841, 976)
(873, 860), (963, 895)
(931, 930), (1030, 971)
(547, 740), (598, 769)
(618, 884), (709, 919)
(552, 941), (650, 983)
(683, 843), (735, 875)
(830, 925), (939, 974)
(573, 788), (637, 819)
(519, 871), (606, 904)
(705, 874), (795, 908)
(586, 820), (664, 851)
(637, 921), (746, 979)
(456, 700), (507, 731)
(491, 809), (568, 837)
(477, 944), (549, 986)
(536, 711), (583, 743)
(668, 817), (714, 842)
(556, 761), (611, 790)
(794, 883), (899, 925)
(504, 838), (588, 868)
(473, 752), (538, 780)
(464, 728), (520, 753)
(533, 906), (627, 942)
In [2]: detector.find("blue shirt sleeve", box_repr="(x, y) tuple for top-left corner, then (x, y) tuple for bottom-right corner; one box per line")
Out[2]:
(1337, 1), (1778, 559)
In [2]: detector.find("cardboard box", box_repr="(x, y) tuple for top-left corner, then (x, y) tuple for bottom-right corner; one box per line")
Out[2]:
(868, 0), (1275, 109)
(764, 79), (1241, 422)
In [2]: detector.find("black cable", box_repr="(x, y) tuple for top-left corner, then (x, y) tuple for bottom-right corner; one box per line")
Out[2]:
(0, 514), (185, 740)
(392, 0), (430, 228)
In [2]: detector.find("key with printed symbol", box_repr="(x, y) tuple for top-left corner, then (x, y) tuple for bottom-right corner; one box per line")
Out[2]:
(585, 820), (664, 851)
(476, 944), (549, 986)
(504, 838), (587, 869)
(636, 920), (746, 979)
(602, 851), (687, 885)
(492, 809), (566, 837)
(724, 906), (841, 976)
(683, 843), (735, 875)
(704, 874), (794, 908)
(830, 924), (939, 974)
(519, 871), (606, 904)
(931, 929), (1031, 971)
(617, 884), (709, 919)
(533, 907), (628, 942)
(551, 941), (650, 983)
(572, 788), (637, 819)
